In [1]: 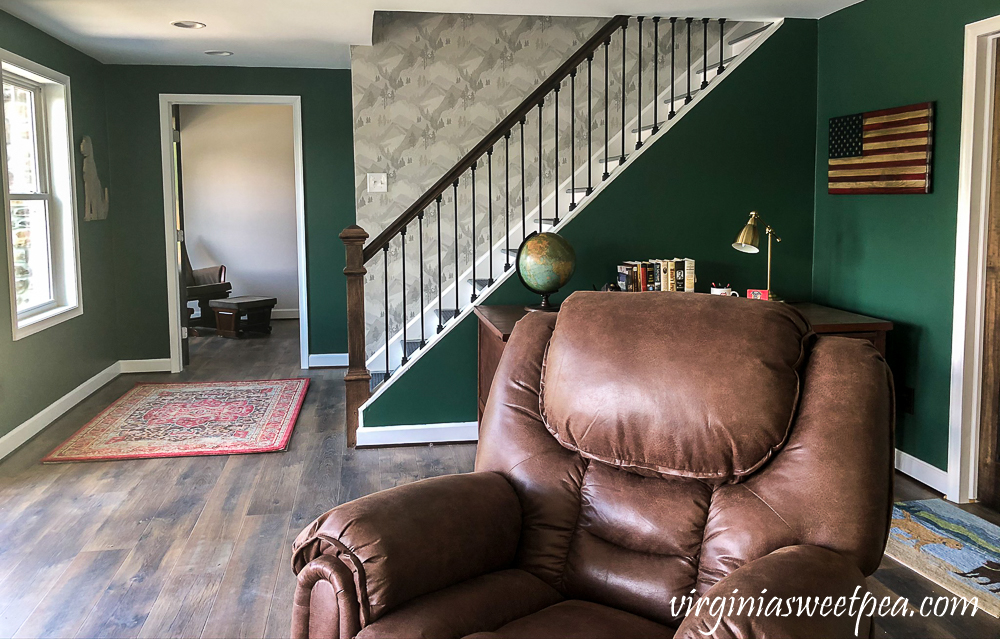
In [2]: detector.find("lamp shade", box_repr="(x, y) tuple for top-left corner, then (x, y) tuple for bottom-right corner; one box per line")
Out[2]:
(732, 211), (761, 254)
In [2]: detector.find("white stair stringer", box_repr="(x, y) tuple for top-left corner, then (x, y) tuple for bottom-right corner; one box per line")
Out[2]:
(360, 18), (783, 416)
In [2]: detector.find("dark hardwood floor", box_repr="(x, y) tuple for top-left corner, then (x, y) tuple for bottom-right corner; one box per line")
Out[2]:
(0, 321), (474, 639)
(0, 319), (995, 638)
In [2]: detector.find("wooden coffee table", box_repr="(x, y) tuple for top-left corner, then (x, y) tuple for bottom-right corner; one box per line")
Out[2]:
(210, 296), (278, 338)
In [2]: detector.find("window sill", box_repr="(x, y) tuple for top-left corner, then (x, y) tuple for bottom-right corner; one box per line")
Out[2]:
(13, 303), (82, 340)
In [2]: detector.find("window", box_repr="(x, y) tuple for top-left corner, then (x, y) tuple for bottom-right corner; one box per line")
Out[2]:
(1, 51), (80, 339)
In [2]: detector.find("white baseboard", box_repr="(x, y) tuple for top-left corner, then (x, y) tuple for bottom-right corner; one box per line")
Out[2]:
(895, 449), (950, 494)
(0, 358), (174, 461)
(272, 309), (299, 320)
(356, 421), (479, 447)
(0, 361), (119, 460)
(119, 358), (173, 373)
(308, 353), (349, 368)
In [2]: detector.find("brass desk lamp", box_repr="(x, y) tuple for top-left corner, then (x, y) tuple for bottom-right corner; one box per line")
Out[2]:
(732, 211), (781, 301)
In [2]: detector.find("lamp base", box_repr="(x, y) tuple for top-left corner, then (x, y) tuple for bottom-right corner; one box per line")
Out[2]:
(767, 290), (783, 302)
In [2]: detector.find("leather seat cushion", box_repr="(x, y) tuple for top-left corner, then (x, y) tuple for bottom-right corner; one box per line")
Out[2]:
(463, 600), (675, 639)
(355, 569), (562, 639)
(540, 291), (812, 481)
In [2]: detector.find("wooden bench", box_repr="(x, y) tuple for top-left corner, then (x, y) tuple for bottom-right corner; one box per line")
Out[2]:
(210, 296), (278, 338)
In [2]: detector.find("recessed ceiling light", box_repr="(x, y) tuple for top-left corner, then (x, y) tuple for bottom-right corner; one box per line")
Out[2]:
(204, 50), (234, 56)
(171, 20), (206, 29)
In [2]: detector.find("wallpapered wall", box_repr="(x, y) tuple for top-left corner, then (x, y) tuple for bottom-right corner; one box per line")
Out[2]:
(350, 12), (717, 355)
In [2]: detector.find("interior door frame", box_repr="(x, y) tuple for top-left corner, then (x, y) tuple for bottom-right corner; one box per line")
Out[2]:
(950, 15), (1000, 504)
(158, 94), (309, 372)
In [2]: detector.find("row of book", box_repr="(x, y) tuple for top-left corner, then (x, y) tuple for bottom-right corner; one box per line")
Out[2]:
(617, 259), (696, 292)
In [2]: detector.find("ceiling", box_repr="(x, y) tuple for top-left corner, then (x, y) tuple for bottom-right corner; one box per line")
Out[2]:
(0, 0), (862, 69)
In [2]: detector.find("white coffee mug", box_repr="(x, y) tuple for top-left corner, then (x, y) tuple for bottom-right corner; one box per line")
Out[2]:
(711, 287), (739, 297)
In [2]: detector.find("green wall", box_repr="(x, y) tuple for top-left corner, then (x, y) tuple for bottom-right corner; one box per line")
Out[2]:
(813, 0), (1000, 470)
(104, 65), (356, 359)
(364, 19), (819, 427)
(0, 12), (119, 439)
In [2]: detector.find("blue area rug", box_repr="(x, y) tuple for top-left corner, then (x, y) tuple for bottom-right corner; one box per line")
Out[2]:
(887, 499), (1000, 617)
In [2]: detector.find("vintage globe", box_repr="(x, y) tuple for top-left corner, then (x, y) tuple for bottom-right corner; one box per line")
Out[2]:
(516, 232), (576, 310)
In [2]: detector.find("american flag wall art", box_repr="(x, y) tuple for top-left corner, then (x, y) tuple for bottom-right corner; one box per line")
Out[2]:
(828, 102), (934, 195)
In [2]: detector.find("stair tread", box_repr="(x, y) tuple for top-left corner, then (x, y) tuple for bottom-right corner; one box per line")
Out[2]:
(631, 121), (666, 133)
(598, 155), (629, 164)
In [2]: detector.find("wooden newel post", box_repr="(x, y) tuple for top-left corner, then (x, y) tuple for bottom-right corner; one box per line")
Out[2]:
(341, 225), (371, 447)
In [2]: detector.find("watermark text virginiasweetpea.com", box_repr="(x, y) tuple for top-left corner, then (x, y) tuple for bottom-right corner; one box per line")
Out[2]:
(672, 586), (979, 636)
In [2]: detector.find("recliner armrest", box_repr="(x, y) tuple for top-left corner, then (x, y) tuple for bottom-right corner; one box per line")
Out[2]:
(292, 472), (521, 626)
(675, 545), (870, 639)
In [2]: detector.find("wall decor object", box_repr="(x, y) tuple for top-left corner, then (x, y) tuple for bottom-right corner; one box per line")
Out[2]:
(827, 102), (934, 195)
(80, 135), (109, 221)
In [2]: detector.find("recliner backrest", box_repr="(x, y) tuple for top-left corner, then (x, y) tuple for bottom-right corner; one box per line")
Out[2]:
(476, 291), (893, 627)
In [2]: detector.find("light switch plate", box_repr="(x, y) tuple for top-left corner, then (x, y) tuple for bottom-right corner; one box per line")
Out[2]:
(367, 172), (388, 193)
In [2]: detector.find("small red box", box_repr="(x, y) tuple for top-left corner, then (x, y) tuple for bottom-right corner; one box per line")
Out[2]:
(747, 289), (769, 300)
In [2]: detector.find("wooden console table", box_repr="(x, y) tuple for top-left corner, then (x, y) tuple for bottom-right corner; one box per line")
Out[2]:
(474, 301), (892, 424)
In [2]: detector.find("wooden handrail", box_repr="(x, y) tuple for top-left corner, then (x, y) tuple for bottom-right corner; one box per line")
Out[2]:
(362, 14), (631, 263)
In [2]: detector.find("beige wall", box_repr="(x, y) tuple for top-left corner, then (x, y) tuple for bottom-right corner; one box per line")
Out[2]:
(179, 103), (299, 316)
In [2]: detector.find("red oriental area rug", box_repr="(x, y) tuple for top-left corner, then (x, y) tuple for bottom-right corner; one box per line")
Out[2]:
(43, 379), (309, 463)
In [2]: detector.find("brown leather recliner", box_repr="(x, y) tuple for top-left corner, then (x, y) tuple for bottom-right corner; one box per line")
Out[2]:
(292, 292), (894, 639)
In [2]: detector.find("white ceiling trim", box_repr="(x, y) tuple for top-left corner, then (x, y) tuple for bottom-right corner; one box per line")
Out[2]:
(0, 0), (862, 69)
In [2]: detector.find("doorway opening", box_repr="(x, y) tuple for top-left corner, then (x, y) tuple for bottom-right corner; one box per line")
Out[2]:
(159, 95), (308, 372)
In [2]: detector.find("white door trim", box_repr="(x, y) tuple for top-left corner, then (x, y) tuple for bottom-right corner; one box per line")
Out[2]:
(949, 14), (1000, 503)
(158, 93), (310, 371)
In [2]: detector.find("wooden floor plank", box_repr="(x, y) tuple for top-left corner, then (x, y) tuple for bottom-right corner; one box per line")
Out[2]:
(136, 540), (235, 639)
(14, 549), (130, 639)
(200, 513), (289, 639)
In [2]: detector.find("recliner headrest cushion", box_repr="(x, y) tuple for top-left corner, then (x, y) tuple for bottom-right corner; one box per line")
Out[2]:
(540, 291), (812, 481)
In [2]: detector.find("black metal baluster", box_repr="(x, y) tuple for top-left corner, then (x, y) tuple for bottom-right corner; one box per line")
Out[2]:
(504, 131), (511, 270)
(487, 147), (494, 285)
(587, 53), (594, 195)
(471, 163), (477, 302)
(669, 17), (676, 119)
(702, 18), (709, 89)
(636, 16), (643, 150)
(718, 19), (727, 74)
(620, 21), (627, 164)
(538, 98), (543, 233)
(520, 117), (526, 241)
(653, 17), (660, 134)
(603, 37), (610, 180)
(453, 179), (459, 314)
(418, 210), (425, 347)
(554, 84), (560, 225)
(436, 196), (443, 333)
(570, 69), (577, 211)
(400, 226), (407, 365)
(686, 18), (693, 104)
(383, 244), (390, 378)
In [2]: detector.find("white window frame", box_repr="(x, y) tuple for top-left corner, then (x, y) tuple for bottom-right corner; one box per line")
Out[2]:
(1, 48), (82, 340)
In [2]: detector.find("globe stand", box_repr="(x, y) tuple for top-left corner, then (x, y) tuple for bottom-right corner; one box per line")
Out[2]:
(525, 293), (559, 313)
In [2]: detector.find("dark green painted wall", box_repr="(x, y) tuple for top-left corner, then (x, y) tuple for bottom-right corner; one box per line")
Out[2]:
(104, 66), (356, 359)
(814, 0), (1000, 470)
(364, 19), (819, 427)
(0, 12), (118, 438)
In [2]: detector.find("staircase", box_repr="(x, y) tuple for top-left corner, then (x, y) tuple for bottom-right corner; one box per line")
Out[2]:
(341, 15), (782, 445)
